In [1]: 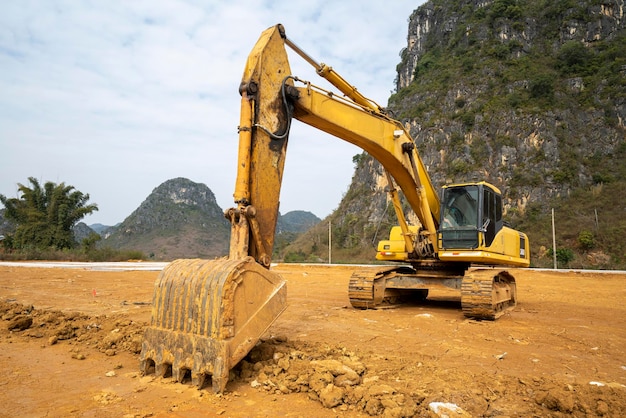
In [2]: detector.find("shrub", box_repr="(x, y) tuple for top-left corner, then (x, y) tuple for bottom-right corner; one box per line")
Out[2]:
(578, 230), (595, 250)
(556, 41), (594, 75)
(548, 247), (574, 267)
(529, 74), (554, 100)
(284, 250), (307, 263)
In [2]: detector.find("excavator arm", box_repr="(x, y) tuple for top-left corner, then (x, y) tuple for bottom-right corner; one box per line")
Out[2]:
(234, 24), (441, 265)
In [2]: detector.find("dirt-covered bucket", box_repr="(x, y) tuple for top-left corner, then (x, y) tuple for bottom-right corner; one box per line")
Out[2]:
(139, 257), (286, 392)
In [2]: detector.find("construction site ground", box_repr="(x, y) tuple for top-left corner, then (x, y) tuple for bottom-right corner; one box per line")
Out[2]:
(0, 263), (624, 417)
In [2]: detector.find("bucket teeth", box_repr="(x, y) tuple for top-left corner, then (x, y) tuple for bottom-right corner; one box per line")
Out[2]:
(192, 372), (206, 389)
(155, 363), (170, 378)
(171, 361), (188, 383)
(139, 257), (287, 393)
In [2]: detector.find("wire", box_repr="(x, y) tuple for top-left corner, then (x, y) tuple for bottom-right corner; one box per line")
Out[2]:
(371, 202), (390, 249)
(252, 76), (296, 140)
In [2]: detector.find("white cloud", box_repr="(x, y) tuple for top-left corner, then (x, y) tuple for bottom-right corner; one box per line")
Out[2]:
(0, 0), (424, 225)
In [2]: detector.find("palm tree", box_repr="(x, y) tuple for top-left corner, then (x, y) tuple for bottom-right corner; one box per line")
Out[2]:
(0, 177), (98, 249)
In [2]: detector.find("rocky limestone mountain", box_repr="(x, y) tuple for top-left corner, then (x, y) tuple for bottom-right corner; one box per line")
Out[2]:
(394, 0), (625, 212)
(284, 0), (626, 268)
(277, 210), (321, 234)
(102, 178), (230, 260)
(72, 222), (96, 244)
(99, 178), (320, 261)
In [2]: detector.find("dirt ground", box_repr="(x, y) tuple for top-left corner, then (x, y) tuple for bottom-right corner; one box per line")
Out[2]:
(0, 263), (624, 417)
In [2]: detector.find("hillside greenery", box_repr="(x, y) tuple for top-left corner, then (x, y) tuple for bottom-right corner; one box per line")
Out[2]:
(282, 0), (625, 269)
(509, 148), (626, 269)
(0, 244), (146, 262)
(393, 1), (626, 124)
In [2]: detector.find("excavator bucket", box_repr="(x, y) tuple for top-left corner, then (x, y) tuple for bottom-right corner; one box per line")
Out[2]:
(139, 257), (286, 393)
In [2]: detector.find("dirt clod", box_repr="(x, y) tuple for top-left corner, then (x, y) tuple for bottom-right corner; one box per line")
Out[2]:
(7, 315), (32, 331)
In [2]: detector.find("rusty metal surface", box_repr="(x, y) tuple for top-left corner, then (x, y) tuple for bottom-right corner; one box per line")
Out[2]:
(139, 257), (286, 392)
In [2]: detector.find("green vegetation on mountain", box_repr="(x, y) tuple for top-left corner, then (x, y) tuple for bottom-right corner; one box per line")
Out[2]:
(284, 0), (626, 269)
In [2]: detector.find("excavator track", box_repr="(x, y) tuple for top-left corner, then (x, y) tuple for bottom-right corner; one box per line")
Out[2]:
(461, 270), (517, 320)
(348, 264), (462, 309)
(348, 267), (395, 309)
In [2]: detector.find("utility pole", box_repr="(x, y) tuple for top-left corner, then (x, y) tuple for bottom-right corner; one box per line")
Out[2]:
(328, 220), (332, 264)
(552, 208), (557, 269)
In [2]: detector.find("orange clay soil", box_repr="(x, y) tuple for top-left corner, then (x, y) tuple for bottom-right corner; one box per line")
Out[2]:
(0, 264), (624, 417)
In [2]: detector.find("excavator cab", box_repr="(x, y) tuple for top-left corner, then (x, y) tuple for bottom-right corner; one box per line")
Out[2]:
(438, 182), (529, 267)
(377, 181), (529, 268)
(439, 182), (499, 249)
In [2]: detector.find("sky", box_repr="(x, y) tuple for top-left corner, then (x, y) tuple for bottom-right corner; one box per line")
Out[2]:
(1, 0), (425, 226)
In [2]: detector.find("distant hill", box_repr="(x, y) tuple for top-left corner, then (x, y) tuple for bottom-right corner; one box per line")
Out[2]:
(99, 178), (320, 261)
(277, 210), (320, 233)
(89, 223), (115, 234)
(72, 222), (96, 244)
(101, 178), (230, 260)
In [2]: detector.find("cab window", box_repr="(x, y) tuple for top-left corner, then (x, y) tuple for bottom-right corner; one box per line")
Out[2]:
(441, 186), (478, 229)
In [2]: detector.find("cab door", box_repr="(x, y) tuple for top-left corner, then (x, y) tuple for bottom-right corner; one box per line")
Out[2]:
(481, 185), (502, 247)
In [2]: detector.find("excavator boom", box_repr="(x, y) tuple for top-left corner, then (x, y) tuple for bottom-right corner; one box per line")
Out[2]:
(234, 24), (441, 261)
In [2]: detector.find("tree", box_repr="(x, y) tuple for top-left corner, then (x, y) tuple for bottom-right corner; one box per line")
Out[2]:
(81, 232), (102, 253)
(0, 177), (98, 250)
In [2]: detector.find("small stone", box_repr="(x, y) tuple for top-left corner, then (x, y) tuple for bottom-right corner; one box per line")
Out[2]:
(105, 371), (116, 377)
(334, 372), (360, 387)
(7, 316), (32, 331)
(319, 384), (344, 408)
(429, 402), (471, 417)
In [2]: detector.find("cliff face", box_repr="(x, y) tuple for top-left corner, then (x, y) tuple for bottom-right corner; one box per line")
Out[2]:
(393, 0), (625, 213)
(398, 1), (626, 90)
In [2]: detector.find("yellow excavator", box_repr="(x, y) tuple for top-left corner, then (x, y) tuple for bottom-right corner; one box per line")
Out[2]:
(139, 24), (530, 393)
